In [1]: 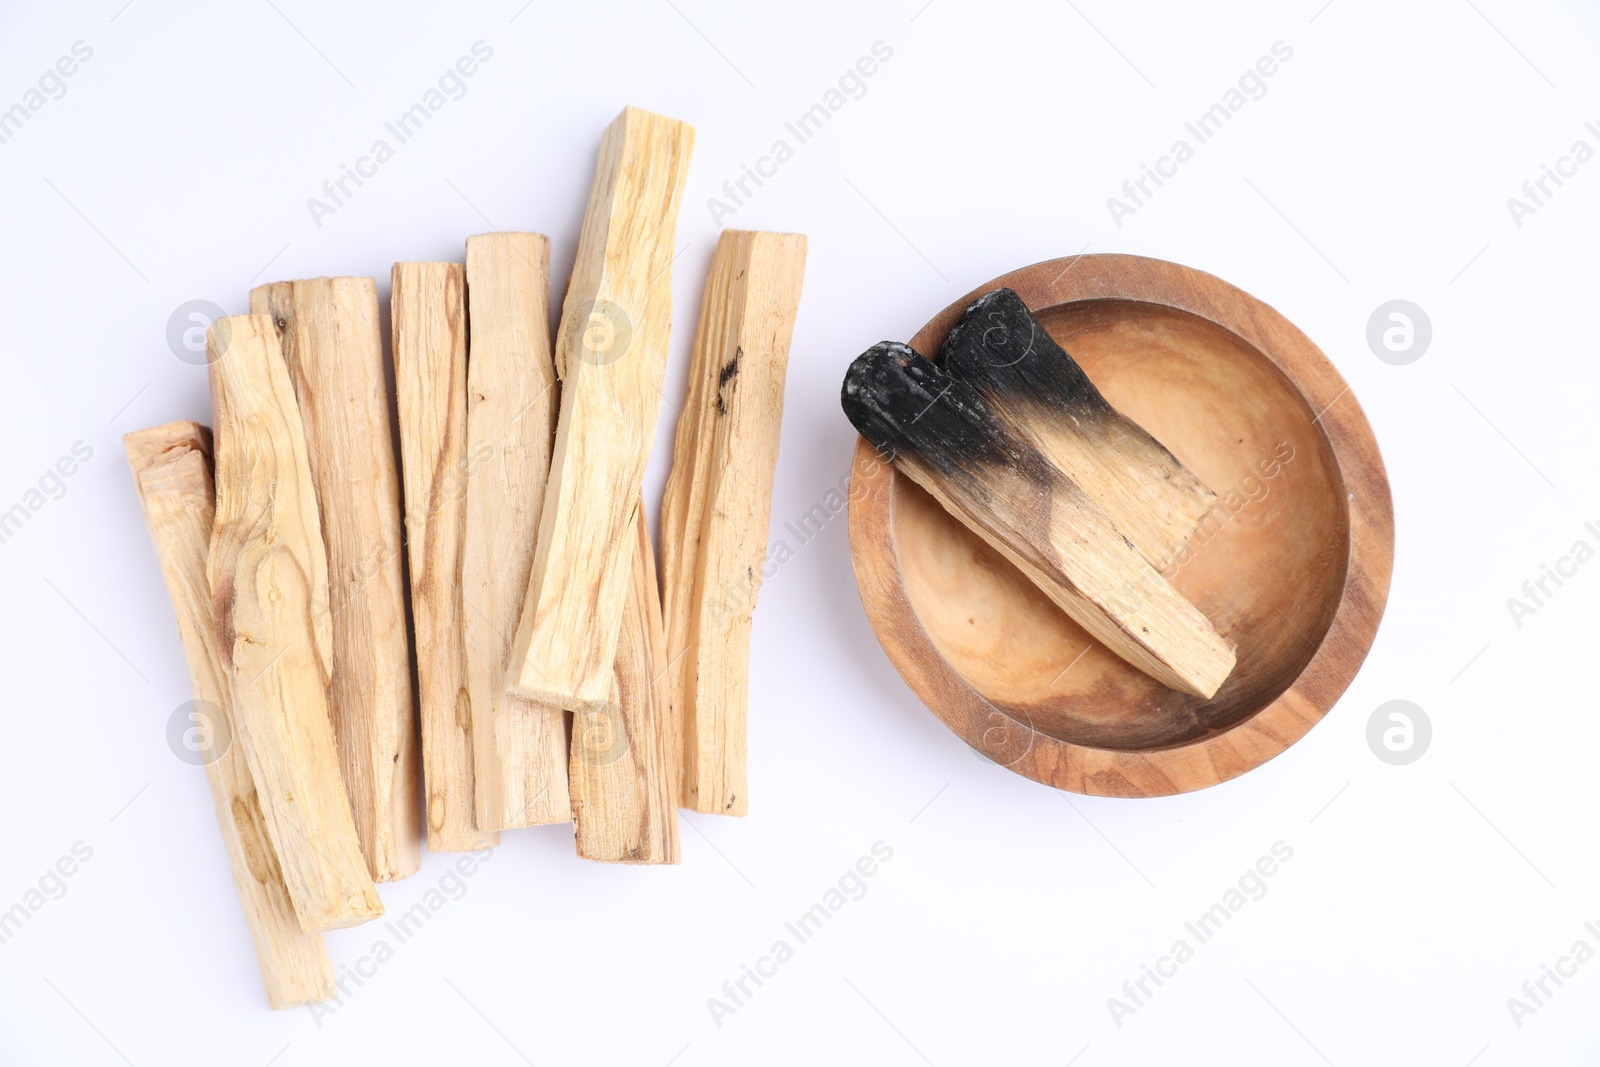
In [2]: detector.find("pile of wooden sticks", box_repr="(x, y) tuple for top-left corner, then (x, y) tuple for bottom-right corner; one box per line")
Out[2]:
(124, 106), (806, 1007)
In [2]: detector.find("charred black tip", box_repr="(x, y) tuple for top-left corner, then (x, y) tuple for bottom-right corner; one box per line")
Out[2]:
(840, 342), (922, 460)
(939, 287), (1103, 415)
(941, 288), (1040, 370)
(841, 340), (1027, 479)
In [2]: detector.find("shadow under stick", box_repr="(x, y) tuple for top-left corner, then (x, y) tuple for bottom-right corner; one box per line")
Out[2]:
(461, 233), (570, 831)
(125, 420), (334, 1008)
(660, 229), (807, 815)
(507, 106), (695, 714)
(841, 343), (1235, 699)
(249, 277), (421, 883)
(391, 262), (499, 851)
(571, 506), (681, 863)
(939, 288), (1216, 572)
(206, 315), (383, 931)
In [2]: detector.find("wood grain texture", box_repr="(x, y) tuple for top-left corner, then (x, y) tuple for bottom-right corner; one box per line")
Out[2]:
(248, 277), (420, 882)
(508, 106), (695, 714)
(938, 287), (1216, 573)
(391, 262), (499, 852)
(461, 234), (570, 831)
(847, 254), (1394, 797)
(125, 421), (334, 1007)
(206, 315), (383, 930)
(570, 509), (680, 863)
(660, 230), (806, 815)
(842, 343), (1235, 699)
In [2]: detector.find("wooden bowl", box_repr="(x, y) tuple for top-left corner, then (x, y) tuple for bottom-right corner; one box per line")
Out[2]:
(847, 254), (1393, 797)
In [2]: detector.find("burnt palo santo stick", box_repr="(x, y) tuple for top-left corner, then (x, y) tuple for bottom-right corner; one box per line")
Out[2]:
(841, 343), (1235, 699)
(939, 288), (1215, 573)
(125, 422), (334, 1007)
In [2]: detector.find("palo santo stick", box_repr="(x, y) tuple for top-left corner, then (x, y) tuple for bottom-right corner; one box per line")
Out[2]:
(125, 421), (334, 1008)
(391, 262), (498, 852)
(661, 230), (806, 815)
(939, 288), (1215, 572)
(507, 106), (695, 714)
(841, 343), (1236, 698)
(206, 315), (383, 930)
(462, 234), (569, 830)
(571, 507), (680, 863)
(249, 277), (420, 882)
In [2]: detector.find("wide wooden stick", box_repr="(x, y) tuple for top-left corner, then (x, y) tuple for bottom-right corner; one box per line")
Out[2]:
(462, 234), (570, 831)
(660, 230), (806, 815)
(507, 106), (694, 714)
(939, 288), (1216, 572)
(248, 278), (420, 882)
(125, 422), (334, 1008)
(206, 315), (383, 931)
(392, 262), (499, 852)
(571, 507), (680, 863)
(842, 342), (1236, 699)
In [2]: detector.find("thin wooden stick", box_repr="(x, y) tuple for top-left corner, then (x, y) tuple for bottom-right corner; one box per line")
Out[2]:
(462, 234), (570, 831)
(571, 506), (680, 863)
(661, 230), (806, 815)
(842, 342), (1236, 699)
(206, 315), (383, 931)
(392, 262), (499, 852)
(248, 278), (421, 882)
(507, 106), (695, 714)
(125, 421), (334, 1007)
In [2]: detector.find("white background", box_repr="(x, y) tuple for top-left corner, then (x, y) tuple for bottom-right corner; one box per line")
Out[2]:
(0, 0), (1597, 1063)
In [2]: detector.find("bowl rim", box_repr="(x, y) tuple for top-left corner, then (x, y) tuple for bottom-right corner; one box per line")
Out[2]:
(846, 252), (1395, 797)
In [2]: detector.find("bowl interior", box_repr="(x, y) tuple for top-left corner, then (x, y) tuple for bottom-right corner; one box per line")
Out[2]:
(893, 297), (1350, 751)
